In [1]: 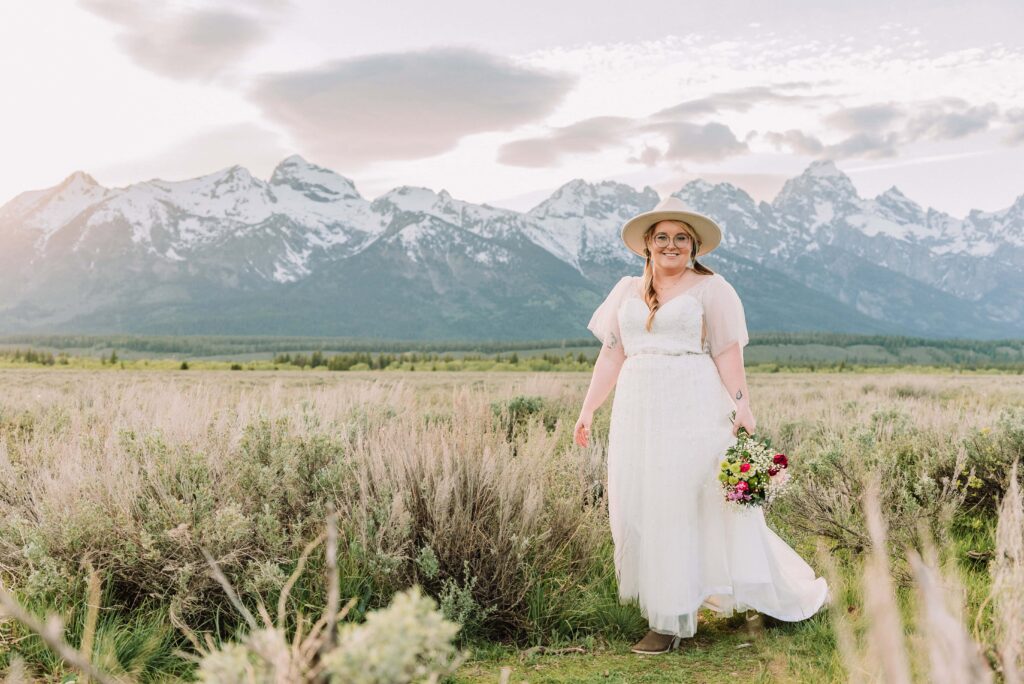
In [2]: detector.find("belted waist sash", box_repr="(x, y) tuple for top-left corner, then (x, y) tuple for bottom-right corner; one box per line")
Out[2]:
(627, 350), (708, 358)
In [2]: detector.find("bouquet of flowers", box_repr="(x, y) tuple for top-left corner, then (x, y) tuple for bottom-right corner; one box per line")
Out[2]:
(717, 425), (791, 508)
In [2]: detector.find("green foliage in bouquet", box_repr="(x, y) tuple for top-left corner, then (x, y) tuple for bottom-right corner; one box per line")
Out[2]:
(717, 425), (791, 508)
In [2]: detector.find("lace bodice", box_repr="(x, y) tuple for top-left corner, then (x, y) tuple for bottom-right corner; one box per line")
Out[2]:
(618, 278), (710, 356)
(587, 273), (750, 358)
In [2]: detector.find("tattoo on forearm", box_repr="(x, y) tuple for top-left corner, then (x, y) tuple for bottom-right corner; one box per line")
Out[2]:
(735, 389), (743, 400)
(607, 332), (618, 349)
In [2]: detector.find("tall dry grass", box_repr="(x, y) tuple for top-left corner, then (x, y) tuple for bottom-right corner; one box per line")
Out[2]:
(0, 371), (605, 644)
(991, 461), (1024, 682)
(818, 461), (1023, 684)
(1, 368), (1023, 680)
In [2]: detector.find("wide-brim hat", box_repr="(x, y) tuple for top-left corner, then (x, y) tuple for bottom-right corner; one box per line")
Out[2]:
(620, 195), (722, 258)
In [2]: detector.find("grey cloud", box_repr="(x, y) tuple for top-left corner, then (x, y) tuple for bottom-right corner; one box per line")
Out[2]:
(1003, 107), (1024, 145)
(824, 131), (900, 159)
(79, 1), (279, 81)
(636, 121), (748, 161)
(904, 102), (998, 141)
(822, 97), (999, 143)
(79, 0), (146, 23)
(496, 116), (633, 167)
(249, 47), (575, 168)
(773, 80), (841, 90)
(498, 88), (757, 168)
(650, 85), (824, 119)
(767, 97), (1000, 161)
(763, 129), (825, 155)
(824, 103), (903, 133)
(761, 128), (896, 159)
(626, 145), (664, 167)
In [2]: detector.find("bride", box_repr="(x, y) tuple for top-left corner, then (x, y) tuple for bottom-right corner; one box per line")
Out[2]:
(573, 196), (829, 654)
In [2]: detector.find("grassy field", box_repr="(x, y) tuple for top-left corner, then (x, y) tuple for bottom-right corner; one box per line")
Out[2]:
(0, 367), (1021, 682)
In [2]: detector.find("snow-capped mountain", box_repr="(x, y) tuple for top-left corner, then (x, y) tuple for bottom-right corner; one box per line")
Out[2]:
(0, 156), (1020, 339)
(673, 159), (1024, 333)
(524, 179), (660, 269)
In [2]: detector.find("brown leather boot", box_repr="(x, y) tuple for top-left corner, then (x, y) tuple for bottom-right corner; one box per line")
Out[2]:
(745, 611), (765, 637)
(630, 629), (682, 654)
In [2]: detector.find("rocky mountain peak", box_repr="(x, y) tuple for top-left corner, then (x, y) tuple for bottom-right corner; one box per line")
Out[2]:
(59, 170), (102, 189)
(0, 169), (111, 232)
(875, 185), (924, 219)
(680, 178), (715, 194)
(529, 178), (658, 220)
(1, 155), (1022, 340)
(778, 160), (859, 200)
(771, 159), (861, 229)
(270, 155), (361, 201)
(806, 159), (843, 177)
(678, 178), (755, 204)
(373, 185), (440, 212)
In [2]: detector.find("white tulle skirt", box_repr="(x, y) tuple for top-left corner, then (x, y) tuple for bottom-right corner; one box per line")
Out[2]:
(607, 352), (830, 637)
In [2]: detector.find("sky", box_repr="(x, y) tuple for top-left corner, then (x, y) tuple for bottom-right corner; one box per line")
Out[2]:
(2, 0), (1024, 217)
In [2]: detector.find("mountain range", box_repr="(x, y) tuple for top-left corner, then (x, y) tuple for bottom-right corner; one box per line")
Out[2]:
(1, 155), (1021, 340)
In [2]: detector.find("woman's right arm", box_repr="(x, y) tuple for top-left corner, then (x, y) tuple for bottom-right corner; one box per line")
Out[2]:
(574, 336), (626, 447)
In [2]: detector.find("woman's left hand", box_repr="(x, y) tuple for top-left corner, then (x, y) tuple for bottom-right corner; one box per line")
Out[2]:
(732, 405), (756, 437)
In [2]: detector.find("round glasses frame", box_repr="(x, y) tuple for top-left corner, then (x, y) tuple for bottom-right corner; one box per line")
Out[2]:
(651, 233), (693, 249)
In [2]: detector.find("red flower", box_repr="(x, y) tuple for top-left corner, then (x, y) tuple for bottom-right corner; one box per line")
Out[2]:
(736, 481), (749, 491)
(768, 466), (779, 476)
(773, 454), (788, 467)
(739, 463), (751, 473)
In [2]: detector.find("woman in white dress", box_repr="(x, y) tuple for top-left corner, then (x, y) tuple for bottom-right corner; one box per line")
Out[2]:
(573, 196), (829, 654)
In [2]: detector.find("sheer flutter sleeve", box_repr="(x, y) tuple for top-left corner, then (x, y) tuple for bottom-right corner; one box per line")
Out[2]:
(587, 276), (632, 348)
(702, 275), (749, 358)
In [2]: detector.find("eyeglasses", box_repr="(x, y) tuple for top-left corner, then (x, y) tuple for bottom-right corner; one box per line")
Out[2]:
(651, 233), (692, 249)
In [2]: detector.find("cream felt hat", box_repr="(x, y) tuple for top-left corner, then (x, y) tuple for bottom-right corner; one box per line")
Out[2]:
(620, 195), (722, 258)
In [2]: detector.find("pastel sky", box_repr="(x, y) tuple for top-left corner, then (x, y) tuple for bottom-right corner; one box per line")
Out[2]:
(3, 0), (1024, 217)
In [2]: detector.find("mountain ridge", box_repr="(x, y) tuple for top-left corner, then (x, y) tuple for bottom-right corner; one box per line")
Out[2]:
(0, 156), (1020, 340)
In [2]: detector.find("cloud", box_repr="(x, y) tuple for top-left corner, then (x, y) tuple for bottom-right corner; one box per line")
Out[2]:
(635, 121), (748, 161)
(762, 129), (825, 155)
(764, 128), (900, 159)
(498, 116), (747, 168)
(824, 131), (900, 159)
(765, 96), (1001, 160)
(823, 103), (903, 133)
(498, 85), (788, 168)
(762, 127), (900, 159)
(79, 1), (281, 81)
(247, 47), (576, 169)
(496, 116), (634, 167)
(649, 85), (826, 119)
(904, 98), (999, 141)
(626, 144), (664, 167)
(1003, 107), (1024, 145)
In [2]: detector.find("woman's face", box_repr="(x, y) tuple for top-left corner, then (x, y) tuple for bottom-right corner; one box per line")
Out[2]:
(646, 220), (694, 271)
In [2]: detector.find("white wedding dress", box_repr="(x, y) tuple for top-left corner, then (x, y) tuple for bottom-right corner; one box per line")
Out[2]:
(588, 273), (829, 638)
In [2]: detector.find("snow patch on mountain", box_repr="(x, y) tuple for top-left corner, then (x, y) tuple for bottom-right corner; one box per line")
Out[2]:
(272, 242), (314, 283)
(525, 179), (658, 268)
(2, 156), (1022, 301)
(270, 155), (361, 201)
(1, 172), (111, 240)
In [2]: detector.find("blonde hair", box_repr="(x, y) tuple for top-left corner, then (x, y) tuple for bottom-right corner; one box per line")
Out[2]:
(641, 219), (715, 332)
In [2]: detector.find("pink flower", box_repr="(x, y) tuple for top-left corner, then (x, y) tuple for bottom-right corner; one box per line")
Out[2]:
(739, 463), (751, 473)
(736, 481), (749, 492)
